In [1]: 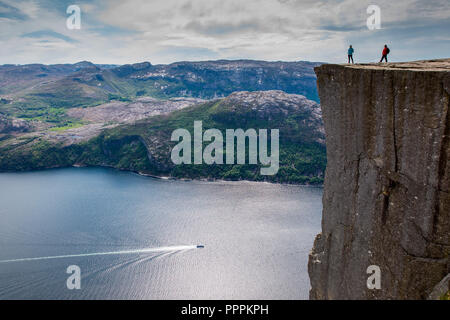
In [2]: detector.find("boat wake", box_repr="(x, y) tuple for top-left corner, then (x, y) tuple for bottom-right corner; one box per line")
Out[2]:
(0, 245), (199, 264)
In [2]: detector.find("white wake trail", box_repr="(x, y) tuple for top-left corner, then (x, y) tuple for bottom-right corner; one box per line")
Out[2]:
(0, 245), (198, 264)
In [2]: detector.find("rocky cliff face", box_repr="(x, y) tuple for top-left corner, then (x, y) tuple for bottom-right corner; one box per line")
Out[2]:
(309, 59), (450, 299)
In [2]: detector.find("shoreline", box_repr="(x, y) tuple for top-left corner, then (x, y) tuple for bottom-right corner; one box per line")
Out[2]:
(0, 164), (324, 187)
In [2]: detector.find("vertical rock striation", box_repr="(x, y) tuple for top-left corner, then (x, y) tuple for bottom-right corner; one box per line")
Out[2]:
(309, 59), (450, 299)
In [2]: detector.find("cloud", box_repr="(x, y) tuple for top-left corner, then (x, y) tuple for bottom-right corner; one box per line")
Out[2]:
(0, 1), (29, 20)
(184, 19), (270, 37)
(0, 0), (448, 64)
(156, 46), (219, 61)
(22, 29), (77, 43)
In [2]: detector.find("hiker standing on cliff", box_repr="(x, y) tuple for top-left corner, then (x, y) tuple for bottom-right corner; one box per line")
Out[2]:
(380, 44), (390, 62)
(348, 45), (354, 64)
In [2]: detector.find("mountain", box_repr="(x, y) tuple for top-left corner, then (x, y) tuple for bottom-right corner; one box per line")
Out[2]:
(0, 59), (321, 123)
(0, 61), (98, 95)
(111, 60), (321, 101)
(0, 91), (326, 184)
(0, 59), (325, 184)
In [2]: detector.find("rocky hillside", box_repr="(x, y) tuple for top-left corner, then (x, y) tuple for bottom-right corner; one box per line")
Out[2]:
(0, 114), (31, 133)
(0, 91), (326, 184)
(309, 59), (450, 299)
(0, 60), (321, 137)
(112, 60), (321, 101)
(0, 59), (319, 108)
(0, 61), (100, 94)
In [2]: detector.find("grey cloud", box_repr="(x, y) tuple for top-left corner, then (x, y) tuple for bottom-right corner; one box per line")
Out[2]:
(184, 17), (291, 37)
(0, 1), (28, 20)
(158, 46), (218, 60)
(21, 30), (77, 43)
(318, 25), (366, 32)
(185, 20), (262, 36)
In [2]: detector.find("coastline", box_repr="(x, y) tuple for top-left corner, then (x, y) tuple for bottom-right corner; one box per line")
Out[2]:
(0, 163), (324, 187)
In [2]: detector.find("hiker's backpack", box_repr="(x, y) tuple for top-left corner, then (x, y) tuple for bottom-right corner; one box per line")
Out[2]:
(386, 47), (390, 54)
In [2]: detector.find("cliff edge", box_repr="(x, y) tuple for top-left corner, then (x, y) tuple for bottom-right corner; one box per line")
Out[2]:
(308, 59), (450, 299)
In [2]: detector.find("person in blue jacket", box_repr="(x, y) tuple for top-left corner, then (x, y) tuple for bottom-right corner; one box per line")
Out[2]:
(348, 45), (354, 64)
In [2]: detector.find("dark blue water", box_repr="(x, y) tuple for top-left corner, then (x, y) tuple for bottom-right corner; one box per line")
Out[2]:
(0, 167), (322, 299)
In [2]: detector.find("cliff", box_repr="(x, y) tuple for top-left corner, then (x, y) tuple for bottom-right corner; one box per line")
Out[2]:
(308, 59), (450, 299)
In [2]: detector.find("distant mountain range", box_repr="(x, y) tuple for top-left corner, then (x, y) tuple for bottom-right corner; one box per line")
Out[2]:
(0, 60), (325, 184)
(0, 59), (320, 103)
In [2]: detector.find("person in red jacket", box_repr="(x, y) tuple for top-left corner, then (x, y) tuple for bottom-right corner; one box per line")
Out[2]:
(380, 44), (390, 62)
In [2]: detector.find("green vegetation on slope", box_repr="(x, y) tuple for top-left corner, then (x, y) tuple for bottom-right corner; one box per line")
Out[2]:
(0, 60), (321, 131)
(0, 98), (326, 184)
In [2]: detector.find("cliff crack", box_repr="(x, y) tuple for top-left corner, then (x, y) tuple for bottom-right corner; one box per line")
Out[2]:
(400, 243), (448, 262)
(433, 86), (449, 235)
(391, 76), (399, 172)
(381, 179), (397, 225)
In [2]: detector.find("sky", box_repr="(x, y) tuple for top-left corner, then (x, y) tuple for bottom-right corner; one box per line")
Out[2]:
(0, 0), (449, 65)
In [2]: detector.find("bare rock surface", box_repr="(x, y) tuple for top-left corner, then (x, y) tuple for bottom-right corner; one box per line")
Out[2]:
(67, 97), (205, 124)
(309, 59), (450, 299)
(428, 273), (450, 300)
(0, 114), (32, 133)
(222, 90), (321, 119)
(0, 97), (206, 147)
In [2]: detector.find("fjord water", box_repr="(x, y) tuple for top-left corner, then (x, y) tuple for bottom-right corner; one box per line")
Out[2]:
(0, 167), (322, 299)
